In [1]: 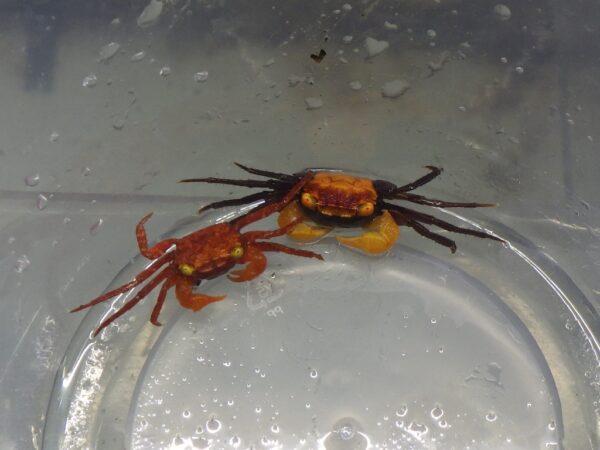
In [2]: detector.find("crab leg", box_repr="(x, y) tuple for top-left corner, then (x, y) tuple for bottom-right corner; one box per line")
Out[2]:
(277, 201), (332, 242)
(232, 172), (313, 231)
(394, 192), (496, 208)
(394, 166), (443, 192)
(150, 278), (176, 326)
(175, 280), (226, 312)
(234, 162), (297, 182)
(197, 191), (276, 213)
(93, 268), (171, 336)
(336, 210), (400, 255)
(401, 218), (458, 253)
(70, 252), (173, 313)
(253, 242), (324, 261)
(136, 213), (178, 259)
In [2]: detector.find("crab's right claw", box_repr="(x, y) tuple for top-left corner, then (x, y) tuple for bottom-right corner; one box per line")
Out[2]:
(336, 210), (400, 255)
(277, 202), (332, 242)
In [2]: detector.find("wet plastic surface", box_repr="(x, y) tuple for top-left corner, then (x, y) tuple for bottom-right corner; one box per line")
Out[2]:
(1, 0), (600, 449)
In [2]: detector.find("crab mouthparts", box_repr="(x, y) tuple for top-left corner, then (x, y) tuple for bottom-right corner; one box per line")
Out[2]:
(318, 206), (356, 218)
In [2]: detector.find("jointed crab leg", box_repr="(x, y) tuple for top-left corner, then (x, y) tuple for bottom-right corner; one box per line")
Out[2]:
(93, 268), (171, 336)
(70, 252), (173, 313)
(394, 166), (443, 192)
(393, 191), (496, 208)
(252, 242), (324, 260)
(386, 204), (504, 242)
(400, 218), (458, 253)
(150, 278), (176, 326)
(234, 162), (297, 182)
(137, 213), (177, 259)
(197, 191), (277, 213)
(175, 281), (226, 311)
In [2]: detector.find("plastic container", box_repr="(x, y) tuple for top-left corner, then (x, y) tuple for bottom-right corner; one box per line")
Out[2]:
(0, 1), (598, 449)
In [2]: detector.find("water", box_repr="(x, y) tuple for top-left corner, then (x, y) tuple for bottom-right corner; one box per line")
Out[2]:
(42, 207), (599, 449)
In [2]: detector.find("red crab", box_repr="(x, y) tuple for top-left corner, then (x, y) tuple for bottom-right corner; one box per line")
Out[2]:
(71, 173), (322, 336)
(181, 164), (504, 254)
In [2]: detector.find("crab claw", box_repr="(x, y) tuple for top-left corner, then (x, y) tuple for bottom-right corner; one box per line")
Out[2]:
(228, 245), (267, 282)
(336, 210), (399, 255)
(175, 281), (225, 311)
(277, 201), (332, 242)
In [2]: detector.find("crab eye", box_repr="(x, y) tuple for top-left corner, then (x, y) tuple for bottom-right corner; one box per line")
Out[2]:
(357, 202), (375, 216)
(301, 193), (317, 210)
(179, 263), (194, 276)
(230, 246), (244, 259)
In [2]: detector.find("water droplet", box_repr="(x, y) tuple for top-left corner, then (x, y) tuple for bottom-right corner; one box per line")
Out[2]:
(270, 423), (280, 434)
(7, 236), (16, 244)
(81, 167), (91, 176)
(309, 368), (318, 379)
(396, 406), (408, 417)
(564, 321), (573, 331)
(427, 29), (437, 39)
(14, 254), (31, 273)
(526, 401), (533, 408)
(548, 420), (556, 431)
(485, 411), (497, 422)
(82, 74), (98, 87)
(90, 218), (103, 235)
(430, 406), (444, 420)
(255, 406), (262, 414)
(206, 417), (221, 433)
(348, 81), (362, 90)
(337, 422), (355, 440)
(515, 66), (524, 74)
(49, 132), (60, 142)
(430, 317), (437, 324)
(98, 42), (120, 62)
(229, 435), (241, 447)
(159, 66), (171, 77)
(305, 403), (311, 409)
(342, 3), (352, 11)
(438, 419), (449, 428)
(227, 399), (234, 406)
(223, 360), (231, 367)
(25, 173), (40, 187)
(36, 194), (48, 210)
(182, 409), (191, 418)
(500, 56), (508, 64)
(196, 355), (205, 362)
(131, 51), (146, 62)
(193, 71), (209, 82)
(438, 347), (444, 354)
(195, 425), (204, 434)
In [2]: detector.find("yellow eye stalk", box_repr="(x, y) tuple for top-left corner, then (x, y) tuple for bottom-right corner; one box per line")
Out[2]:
(230, 246), (245, 259)
(357, 202), (375, 216)
(179, 263), (195, 276)
(301, 192), (318, 210)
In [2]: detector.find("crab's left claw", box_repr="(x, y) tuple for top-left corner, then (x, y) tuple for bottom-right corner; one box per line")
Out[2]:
(336, 210), (400, 255)
(175, 281), (225, 311)
(277, 201), (332, 242)
(228, 246), (267, 282)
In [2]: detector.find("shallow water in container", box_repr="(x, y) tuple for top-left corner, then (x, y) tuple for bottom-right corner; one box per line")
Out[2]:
(40, 206), (598, 449)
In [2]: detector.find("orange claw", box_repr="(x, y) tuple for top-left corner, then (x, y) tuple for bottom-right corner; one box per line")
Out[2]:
(336, 210), (400, 254)
(277, 202), (332, 242)
(175, 280), (226, 312)
(228, 246), (267, 282)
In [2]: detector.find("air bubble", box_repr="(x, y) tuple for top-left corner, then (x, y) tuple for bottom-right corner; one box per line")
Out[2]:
(255, 406), (262, 414)
(25, 173), (40, 187)
(229, 435), (241, 447)
(14, 255), (31, 273)
(206, 417), (222, 433)
(182, 409), (191, 418)
(430, 406), (444, 420)
(396, 406), (408, 417)
(338, 422), (355, 440)
(309, 368), (318, 379)
(194, 71), (209, 82)
(90, 218), (103, 235)
(37, 194), (48, 210)
(485, 411), (497, 422)
(270, 423), (280, 434)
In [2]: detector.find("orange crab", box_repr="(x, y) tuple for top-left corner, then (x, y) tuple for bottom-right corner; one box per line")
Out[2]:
(181, 164), (504, 254)
(71, 173), (322, 336)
